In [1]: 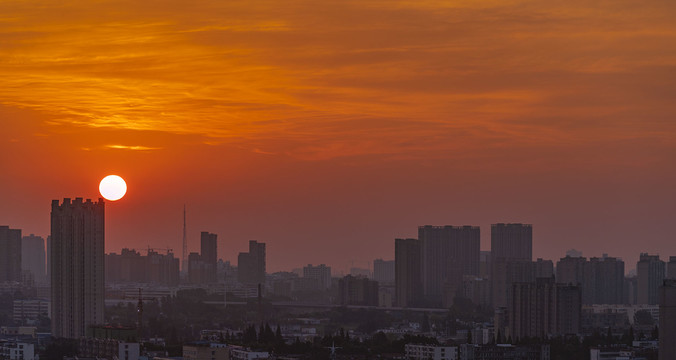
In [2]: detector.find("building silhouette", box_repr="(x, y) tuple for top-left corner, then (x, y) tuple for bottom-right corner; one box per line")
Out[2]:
(659, 279), (676, 360)
(588, 255), (624, 304)
(238, 240), (266, 285)
(491, 223), (532, 262)
(21, 234), (46, 285)
(510, 277), (581, 339)
(556, 255), (624, 305)
(419, 225), (480, 306)
(667, 256), (676, 279)
(50, 198), (105, 338)
(0, 226), (22, 283)
(303, 264), (331, 290)
(188, 252), (205, 284)
(105, 248), (179, 285)
(395, 238), (421, 307)
(373, 259), (395, 284)
(200, 232), (217, 283)
(491, 223), (533, 309)
(492, 259), (535, 309)
(637, 253), (665, 305)
(338, 275), (378, 306)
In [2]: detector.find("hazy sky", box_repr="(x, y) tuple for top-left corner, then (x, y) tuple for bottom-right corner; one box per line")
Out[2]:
(1, 0), (675, 273)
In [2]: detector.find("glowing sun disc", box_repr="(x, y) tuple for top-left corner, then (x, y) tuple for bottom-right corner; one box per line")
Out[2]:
(99, 175), (127, 201)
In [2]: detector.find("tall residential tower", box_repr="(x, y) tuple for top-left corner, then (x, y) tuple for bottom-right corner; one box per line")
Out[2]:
(50, 198), (105, 339)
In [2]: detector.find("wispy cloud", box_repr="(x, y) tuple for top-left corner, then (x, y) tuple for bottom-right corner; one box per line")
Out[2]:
(0, 0), (674, 161)
(106, 144), (162, 151)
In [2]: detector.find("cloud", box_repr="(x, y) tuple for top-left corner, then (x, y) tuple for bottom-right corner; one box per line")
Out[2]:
(0, 0), (674, 161)
(105, 144), (162, 151)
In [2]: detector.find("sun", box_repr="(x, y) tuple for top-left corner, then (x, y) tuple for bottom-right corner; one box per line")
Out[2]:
(99, 175), (127, 201)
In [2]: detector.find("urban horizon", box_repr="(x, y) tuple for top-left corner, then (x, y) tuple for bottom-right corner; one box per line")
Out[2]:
(6, 198), (667, 276)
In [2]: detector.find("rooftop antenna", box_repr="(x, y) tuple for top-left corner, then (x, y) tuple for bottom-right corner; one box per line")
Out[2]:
(182, 205), (188, 273)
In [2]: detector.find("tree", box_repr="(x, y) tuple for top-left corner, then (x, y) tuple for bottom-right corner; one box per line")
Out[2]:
(422, 313), (430, 333)
(634, 310), (654, 326)
(275, 325), (284, 345)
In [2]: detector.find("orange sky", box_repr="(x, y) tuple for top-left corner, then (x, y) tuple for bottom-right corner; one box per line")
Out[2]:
(1, 0), (675, 273)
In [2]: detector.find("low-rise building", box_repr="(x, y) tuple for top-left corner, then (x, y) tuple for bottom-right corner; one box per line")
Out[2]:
(590, 348), (647, 360)
(405, 344), (458, 360)
(0, 340), (35, 360)
(183, 342), (230, 360)
(229, 346), (269, 360)
(79, 338), (139, 360)
(460, 344), (550, 360)
(13, 300), (50, 324)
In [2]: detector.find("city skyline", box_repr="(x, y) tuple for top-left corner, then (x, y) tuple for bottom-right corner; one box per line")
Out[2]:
(3, 207), (675, 275)
(1, 0), (675, 273)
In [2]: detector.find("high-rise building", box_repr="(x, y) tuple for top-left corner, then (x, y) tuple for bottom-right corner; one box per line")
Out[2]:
(0, 226), (22, 283)
(491, 223), (533, 309)
(480, 251), (492, 279)
(667, 256), (676, 280)
(373, 259), (395, 284)
(510, 277), (581, 339)
(556, 256), (586, 287)
(492, 259), (535, 309)
(200, 232), (217, 283)
(637, 253), (665, 305)
(491, 223), (532, 262)
(395, 238), (421, 307)
(188, 252), (205, 284)
(588, 255), (624, 304)
(419, 225), (480, 306)
(146, 250), (180, 286)
(659, 279), (676, 360)
(21, 234), (46, 285)
(303, 264), (331, 290)
(556, 255), (624, 305)
(338, 275), (378, 306)
(106, 249), (179, 286)
(51, 198), (105, 339)
(237, 240), (266, 285)
(534, 258), (554, 278)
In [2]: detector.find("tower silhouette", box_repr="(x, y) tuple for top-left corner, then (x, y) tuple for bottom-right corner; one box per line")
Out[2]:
(182, 205), (188, 273)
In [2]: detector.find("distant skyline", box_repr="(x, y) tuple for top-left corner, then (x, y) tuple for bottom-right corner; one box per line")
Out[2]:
(1, 0), (675, 273)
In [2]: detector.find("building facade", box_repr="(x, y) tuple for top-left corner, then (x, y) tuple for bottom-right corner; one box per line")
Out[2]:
(50, 198), (105, 338)
(303, 264), (332, 290)
(405, 344), (458, 360)
(21, 234), (46, 285)
(419, 225), (480, 306)
(510, 277), (581, 339)
(395, 238), (421, 307)
(338, 275), (378, 306)
(637, 253), (665, 305)
(659, 279), (676, 360)
(373, 259), (395, 284)
(200, 232), (218, 283)
(0, 226), (22, 283)
(238, 241), (266, 285)
(490, 223), (532, 262)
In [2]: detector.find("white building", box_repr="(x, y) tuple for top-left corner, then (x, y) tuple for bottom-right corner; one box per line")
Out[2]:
(230, 346), (269, 360)
(590, 348), (640, 360)
(405, 344), (458, 360)
(0, 341), (35, 360)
